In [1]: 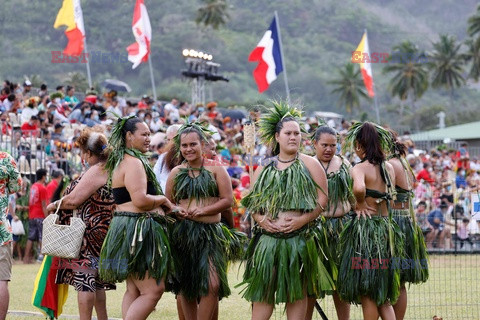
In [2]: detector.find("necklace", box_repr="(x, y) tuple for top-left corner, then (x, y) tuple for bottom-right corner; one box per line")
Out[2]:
(318, 158), (331, 173)
(277, 153), (298, 163)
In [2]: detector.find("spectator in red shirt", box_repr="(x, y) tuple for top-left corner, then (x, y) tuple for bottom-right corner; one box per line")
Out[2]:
(206, 101), (218, 119)
(0, 112), (12, 135)
(456, 142), (470, 170)
(20, 115), (39, 137)
(23, 168), (48, 264)
(45, 169), (64, 202)
(416, 162), (435, 184)
(137, 95), (149, 110)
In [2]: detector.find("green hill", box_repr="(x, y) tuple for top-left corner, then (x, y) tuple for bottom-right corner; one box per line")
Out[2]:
(2, 0), (480, 130)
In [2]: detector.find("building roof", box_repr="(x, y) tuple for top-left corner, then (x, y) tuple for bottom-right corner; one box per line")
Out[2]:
(410, 121), (480, 142)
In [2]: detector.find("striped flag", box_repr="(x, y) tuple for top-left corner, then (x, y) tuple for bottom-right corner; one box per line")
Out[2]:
(53, 0), (85, 56)
(249, 17), (283, 93)
(126, 0), (152, 69)
(32, 256), (69, 319)
(354, 32), (375, 97)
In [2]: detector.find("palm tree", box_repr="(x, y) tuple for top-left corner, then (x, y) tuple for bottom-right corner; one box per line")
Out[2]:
(428, 35), (465, 112)
(329, 63), (369, 113)
(467, 4), (480, 37)
(63, 72), (88, 93)
(463, 38), (480, 81)
(196, 0), (229, 29)
(383, 41), (429, 119)
(24, 74), (45, 88)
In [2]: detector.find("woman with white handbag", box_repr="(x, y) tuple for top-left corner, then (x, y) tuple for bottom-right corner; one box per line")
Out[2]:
(46, 127), (115, 320)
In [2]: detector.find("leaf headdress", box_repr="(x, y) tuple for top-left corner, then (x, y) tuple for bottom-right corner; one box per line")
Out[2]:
(342, 121), (393, 154)
(105, 115), (162, 194)
(258, 100), (305, 154)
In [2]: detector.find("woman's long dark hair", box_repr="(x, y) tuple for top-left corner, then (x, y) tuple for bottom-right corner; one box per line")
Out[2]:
(356, 122), (385, 165)
(51, 178), (66, 202)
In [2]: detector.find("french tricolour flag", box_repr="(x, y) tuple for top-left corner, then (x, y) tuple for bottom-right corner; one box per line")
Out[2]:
(249, 17), (283, 93)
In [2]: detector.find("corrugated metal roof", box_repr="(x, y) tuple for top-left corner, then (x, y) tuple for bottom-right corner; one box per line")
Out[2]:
(410, 121), (480, 141)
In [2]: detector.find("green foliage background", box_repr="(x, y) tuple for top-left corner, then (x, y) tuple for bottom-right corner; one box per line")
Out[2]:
(2, 0), (480, 130)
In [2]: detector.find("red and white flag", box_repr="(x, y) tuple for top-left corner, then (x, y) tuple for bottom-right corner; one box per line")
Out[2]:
(249, 17), (284, 93)
(126, 0), (152, 69)
(354, 32), (375, 97)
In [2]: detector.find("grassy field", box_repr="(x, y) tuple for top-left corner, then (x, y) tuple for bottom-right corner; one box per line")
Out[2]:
(7, 254), (480, 319)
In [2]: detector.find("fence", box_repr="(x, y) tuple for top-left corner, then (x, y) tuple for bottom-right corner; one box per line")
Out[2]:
(413, 138), (480, 159)
(304, 252), (479, 320)
(0, 129), (82, 179)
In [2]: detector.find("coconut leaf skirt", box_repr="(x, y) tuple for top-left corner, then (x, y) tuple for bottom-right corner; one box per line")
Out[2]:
(337, 216), (404, 306)
(169, 219), (235, 301)
(239, 223), (335, 305)
(319, 214), (352, 297)
(392, 209), (429, 284)
(99, 211), (171, 283)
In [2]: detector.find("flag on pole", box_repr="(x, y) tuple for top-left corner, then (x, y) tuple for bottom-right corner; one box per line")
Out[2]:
(32, 256), (69, 319)
(53, 0), (85, 56)
(354, 32), (375, 97)
(127, 0), (152, 69)
(249, 17), (284, 93)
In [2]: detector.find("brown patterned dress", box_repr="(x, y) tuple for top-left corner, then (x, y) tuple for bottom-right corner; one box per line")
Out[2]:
(55, 173), (116, 292)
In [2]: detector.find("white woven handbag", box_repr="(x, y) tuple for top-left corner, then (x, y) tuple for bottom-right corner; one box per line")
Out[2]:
(41, 199), (86, 259)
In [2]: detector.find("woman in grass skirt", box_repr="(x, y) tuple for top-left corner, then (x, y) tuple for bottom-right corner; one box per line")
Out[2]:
(99, 116), (184, 320)
(306, 125), (354, 320)
(239, 101), (332, 320)
(47, 128), (115, 320)
(165, 122), (241, 320)
(337, 122), (404, 320)
(388, 130), (428, 320)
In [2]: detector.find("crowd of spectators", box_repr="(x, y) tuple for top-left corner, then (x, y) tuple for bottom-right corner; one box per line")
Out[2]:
(2, 78), (479, 263)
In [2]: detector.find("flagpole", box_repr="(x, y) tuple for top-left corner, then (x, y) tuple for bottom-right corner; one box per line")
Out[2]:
(83, 39), (93, 89)
(274, 11), (290, 103)
(365, 29), (380, 124)
(148, 55), (157, 101)
(373, 88), (380, 124)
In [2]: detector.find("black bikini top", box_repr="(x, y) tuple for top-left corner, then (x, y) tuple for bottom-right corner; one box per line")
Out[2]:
(112, 180), (158, 204)
(365, 188), (392, 202)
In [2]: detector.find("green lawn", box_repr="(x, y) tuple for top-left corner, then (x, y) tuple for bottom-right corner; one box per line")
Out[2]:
(7, 254), (480, 319)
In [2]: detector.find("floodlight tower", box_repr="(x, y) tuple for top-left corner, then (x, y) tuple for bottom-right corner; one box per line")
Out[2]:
(181, 49), (228, 106)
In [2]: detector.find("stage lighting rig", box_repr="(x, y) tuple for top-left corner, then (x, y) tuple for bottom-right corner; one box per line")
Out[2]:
(181, 49), (229, 105)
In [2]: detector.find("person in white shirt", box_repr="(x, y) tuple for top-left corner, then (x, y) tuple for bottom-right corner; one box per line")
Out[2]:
(2, 95), (15, 112)
(20, 98), (39, 124)
(164, 99), (180, 122)
(153, 124), (181, 193)
(106, 98), (122, 119)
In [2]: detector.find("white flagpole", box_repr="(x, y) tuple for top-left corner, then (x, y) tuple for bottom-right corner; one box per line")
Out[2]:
(274, 11), (290, 103)
(83, 39), (93, 89)
(148, 55), (157, 101)
(76, 0), (92, 89)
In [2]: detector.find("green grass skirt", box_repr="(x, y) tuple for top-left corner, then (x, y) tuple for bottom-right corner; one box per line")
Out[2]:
(392, 209), (429, 284)
(318, 215), (352, 297)
(337, 216), (404, 306)
(239, 223), (335, 304)
(169, 220), (245, 301)
(99, 211), (171, 283)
